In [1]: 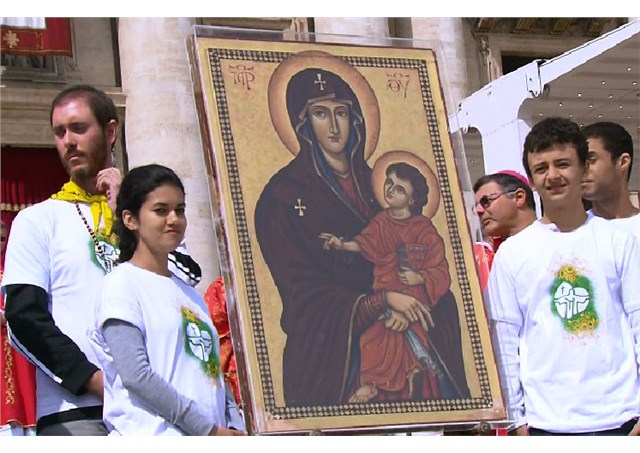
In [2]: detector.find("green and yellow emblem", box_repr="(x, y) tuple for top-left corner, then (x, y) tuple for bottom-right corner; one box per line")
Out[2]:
(550, 264), (598, 337)
(181, 306), (221, 379)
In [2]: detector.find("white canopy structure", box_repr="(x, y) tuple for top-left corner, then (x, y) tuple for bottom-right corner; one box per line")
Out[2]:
(449, 19), (640, 190)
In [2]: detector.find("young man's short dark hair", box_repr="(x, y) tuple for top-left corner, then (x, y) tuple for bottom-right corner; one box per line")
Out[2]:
(50, 84), (118, 131)
(522, 117), (588, 177)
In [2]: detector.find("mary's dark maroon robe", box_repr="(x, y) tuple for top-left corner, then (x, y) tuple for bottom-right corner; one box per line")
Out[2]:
(255, 145), (380, 406)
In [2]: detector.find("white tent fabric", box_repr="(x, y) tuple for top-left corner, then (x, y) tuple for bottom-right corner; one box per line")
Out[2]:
(449, 19), (640, 184)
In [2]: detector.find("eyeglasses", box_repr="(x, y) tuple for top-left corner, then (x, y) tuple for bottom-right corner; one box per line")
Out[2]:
(474, 190), (516, 210)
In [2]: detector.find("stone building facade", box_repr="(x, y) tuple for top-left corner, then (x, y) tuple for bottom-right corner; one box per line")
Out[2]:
(1, 17), (631, 289)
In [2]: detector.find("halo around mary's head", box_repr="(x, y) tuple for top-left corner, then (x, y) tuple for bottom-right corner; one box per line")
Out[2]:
(268, 50), (380, 160)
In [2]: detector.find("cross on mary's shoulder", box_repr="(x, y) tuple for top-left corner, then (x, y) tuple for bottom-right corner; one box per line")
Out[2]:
(294, 198), (307, 217)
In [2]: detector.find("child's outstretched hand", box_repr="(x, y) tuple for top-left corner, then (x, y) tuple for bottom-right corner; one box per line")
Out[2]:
(319, 233), (343, 250)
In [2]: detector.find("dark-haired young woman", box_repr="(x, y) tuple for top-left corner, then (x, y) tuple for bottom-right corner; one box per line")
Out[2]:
(90, 164), (245, 436)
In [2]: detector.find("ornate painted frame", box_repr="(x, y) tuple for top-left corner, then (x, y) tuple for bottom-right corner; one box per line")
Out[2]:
(189, 28), (506, 435)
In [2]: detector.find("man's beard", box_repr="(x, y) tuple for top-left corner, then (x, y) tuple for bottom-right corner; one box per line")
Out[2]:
(69, 134), (109, 182)
(71, 166), (94, 181)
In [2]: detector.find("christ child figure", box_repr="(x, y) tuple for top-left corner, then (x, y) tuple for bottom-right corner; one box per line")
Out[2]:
(320, 162), (451, 403)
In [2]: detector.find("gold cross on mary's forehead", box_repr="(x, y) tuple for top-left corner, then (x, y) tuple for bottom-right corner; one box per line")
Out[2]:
(314, 73), (326, 91)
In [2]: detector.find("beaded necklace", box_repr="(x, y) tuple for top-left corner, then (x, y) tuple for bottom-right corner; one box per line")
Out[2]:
(74, 201), (107, 262)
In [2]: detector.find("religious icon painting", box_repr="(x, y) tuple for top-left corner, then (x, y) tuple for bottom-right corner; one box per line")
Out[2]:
(189, 28), (506, 434)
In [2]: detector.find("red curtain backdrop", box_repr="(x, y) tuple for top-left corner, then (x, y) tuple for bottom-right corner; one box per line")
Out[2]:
(1, 18), (72, 56)
(1, 146), (67, 428)
(1, 147), (68, 230)
(1, 277), (37, 428)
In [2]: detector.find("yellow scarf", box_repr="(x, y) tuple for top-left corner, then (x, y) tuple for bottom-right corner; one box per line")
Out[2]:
(51, 180), (113, 236)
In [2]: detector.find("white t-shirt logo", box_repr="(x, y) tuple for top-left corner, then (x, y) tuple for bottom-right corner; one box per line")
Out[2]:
(554, 281), (590, 319)
(186, 322), (213, 362)
(551, 263), (599, 337)
(180, 306), (221, 378)
(96, 239), (119, 274)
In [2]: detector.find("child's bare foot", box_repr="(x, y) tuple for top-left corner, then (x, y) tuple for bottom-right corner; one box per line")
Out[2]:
(348, 384), (378, 403)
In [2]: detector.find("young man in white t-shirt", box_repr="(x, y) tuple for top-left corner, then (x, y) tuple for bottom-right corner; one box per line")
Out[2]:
(1, 85), (202, 435)
(581, 121), (639, 242)
(487, 116), (640, 435)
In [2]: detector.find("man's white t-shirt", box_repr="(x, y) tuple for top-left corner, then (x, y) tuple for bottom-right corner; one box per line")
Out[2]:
(487, 214), (640, 433)
(611, 212), (640, 244)
(91, 262), (226, 435)
(1, 199), (113, 419)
